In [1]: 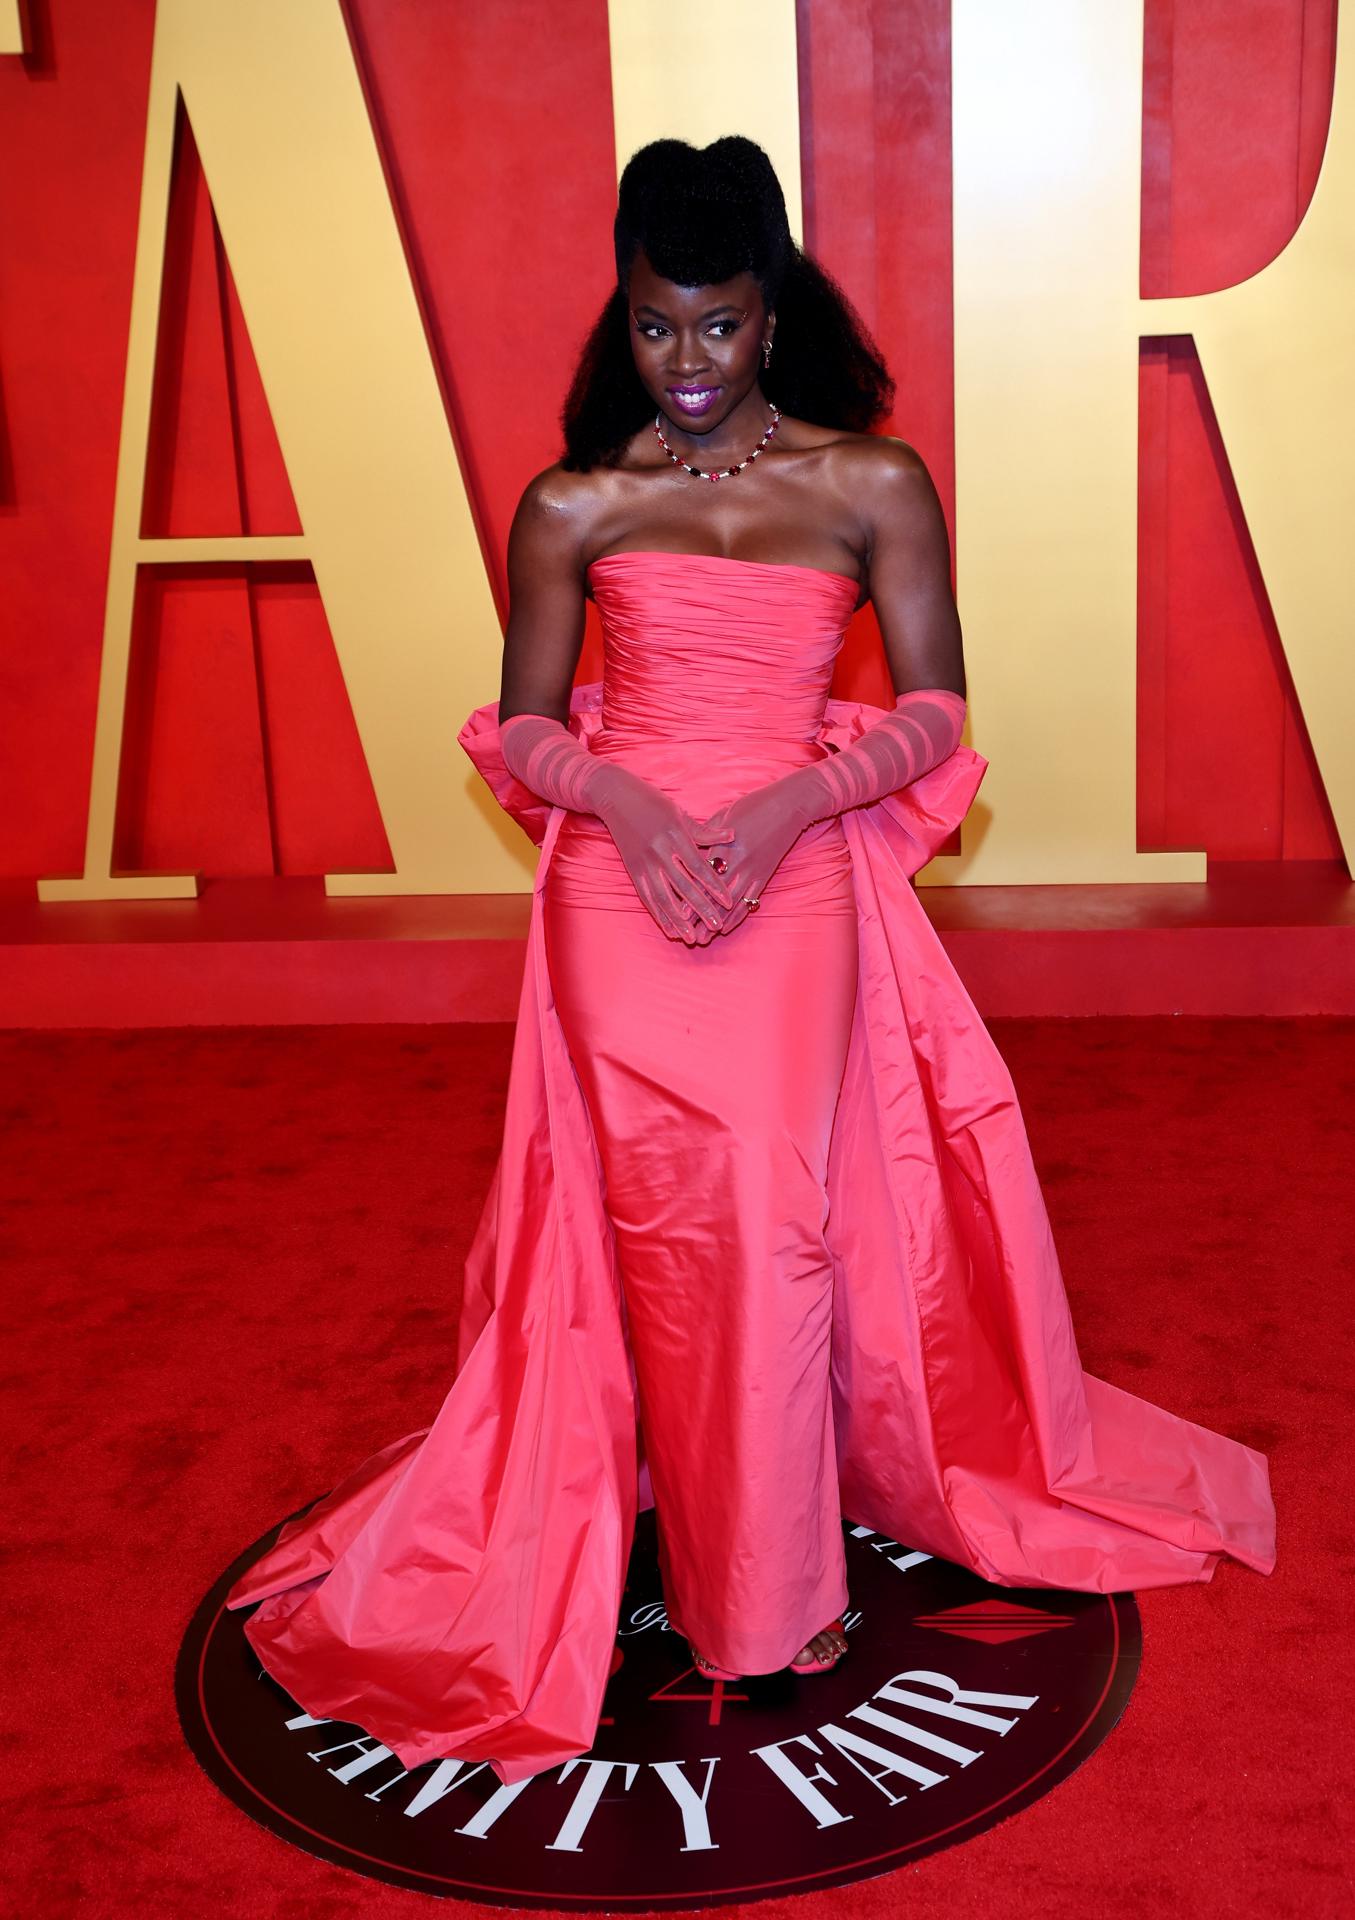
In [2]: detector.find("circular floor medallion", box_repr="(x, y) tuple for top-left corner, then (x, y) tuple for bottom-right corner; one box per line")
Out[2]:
(178, 1504), (1140, 1908)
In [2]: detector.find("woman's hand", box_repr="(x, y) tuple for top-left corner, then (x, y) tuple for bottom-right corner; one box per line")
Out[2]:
(694, 779), (822, 936)
(591, 765), (738, 944)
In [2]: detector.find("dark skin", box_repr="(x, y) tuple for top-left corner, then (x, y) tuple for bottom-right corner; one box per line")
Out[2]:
(498, 249), (966, 1669)
(500, 246), (966, 942)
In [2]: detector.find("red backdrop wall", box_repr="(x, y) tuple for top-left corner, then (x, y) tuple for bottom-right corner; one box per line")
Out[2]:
(0, 0), (1341, 883)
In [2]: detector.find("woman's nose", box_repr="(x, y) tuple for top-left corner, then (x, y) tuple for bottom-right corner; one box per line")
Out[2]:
(669, 335), (711, 376)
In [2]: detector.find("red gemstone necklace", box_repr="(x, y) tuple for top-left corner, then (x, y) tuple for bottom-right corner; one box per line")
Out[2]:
(653, 403), (781, 482)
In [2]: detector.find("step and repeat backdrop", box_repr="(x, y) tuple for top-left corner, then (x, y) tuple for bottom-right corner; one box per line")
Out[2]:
(1, 0), (1349, 897)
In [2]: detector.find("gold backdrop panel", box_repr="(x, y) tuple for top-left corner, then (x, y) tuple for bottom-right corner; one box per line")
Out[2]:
(34, 0), (1351, 899)
(938, 0), (1205, 885)
(39, 0), (506, 901)
(607, 0), (804, 241)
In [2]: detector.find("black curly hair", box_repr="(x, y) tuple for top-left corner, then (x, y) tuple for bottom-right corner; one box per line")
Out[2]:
(559, 136), (895, 471)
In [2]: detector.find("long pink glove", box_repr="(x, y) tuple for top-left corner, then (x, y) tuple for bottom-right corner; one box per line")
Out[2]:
(700, 687), (967, 933)
(499, 712), (736, 944)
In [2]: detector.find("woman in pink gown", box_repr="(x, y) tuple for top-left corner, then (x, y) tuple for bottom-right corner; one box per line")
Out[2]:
(225, 137), (1276, 1787)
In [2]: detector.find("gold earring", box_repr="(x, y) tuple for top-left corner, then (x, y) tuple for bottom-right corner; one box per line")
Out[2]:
(762, 338), (773, 367)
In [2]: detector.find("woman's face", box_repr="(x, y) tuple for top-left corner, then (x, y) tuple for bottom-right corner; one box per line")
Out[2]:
(626, 246), (773, 435)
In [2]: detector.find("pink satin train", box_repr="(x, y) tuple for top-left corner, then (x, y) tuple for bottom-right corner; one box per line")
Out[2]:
(225, 550), (1276, 1788)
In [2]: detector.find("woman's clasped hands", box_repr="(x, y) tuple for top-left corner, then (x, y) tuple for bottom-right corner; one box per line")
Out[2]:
(591, 764), (819, 945)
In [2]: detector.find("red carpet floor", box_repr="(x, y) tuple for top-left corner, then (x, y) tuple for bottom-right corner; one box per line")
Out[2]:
(3, 1017), (1351, 1918)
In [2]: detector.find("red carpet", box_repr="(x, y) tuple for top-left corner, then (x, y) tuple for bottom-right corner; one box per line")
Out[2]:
(3, 1018), (1350, 1917)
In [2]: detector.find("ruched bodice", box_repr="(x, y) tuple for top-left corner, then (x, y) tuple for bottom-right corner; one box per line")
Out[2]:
(580, 547), (862, 858)
(553, 549), (863, 908)
(588, 549), (859, 745)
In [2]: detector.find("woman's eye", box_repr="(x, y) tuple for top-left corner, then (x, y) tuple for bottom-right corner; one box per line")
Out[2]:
(636, 321), (739, 339)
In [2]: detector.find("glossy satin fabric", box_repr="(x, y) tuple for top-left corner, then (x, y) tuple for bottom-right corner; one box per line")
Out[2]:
(545, 555), (864, 1674)
(226, 550), (1277, 1789)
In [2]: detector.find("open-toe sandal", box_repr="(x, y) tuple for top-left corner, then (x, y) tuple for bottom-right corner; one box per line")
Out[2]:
(789, 1618), (847, 1674)
(689, 1645), (742, 1682)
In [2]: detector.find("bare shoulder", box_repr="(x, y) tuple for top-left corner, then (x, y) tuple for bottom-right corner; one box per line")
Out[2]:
(836, 434), (946, 555)
(830, 431), (936, 494)
(512, 460), (601, 540)
(508, 460), (612, 577)
(781, 418), (937, 499)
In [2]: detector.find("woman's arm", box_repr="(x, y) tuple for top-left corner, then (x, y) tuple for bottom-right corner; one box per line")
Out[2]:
(800, 438), (968, 806)
(866, 437), (966, 704)
(498, 469), (590, 727)
(494, 472), (736, 942)
(788, 439), (967, 814)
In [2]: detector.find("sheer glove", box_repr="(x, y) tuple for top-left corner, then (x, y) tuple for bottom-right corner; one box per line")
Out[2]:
(499, 712), (737, 944)
(699, 688), (967, 935)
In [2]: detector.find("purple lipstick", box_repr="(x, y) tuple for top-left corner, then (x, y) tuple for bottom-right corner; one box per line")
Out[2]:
(666, 384), (723, 419)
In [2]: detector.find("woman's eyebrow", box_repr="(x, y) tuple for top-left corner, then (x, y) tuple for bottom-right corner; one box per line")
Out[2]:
(632, 302), (747, 321)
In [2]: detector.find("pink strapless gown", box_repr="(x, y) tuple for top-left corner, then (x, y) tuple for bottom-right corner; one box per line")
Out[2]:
(226, 550), (1277, 1788)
